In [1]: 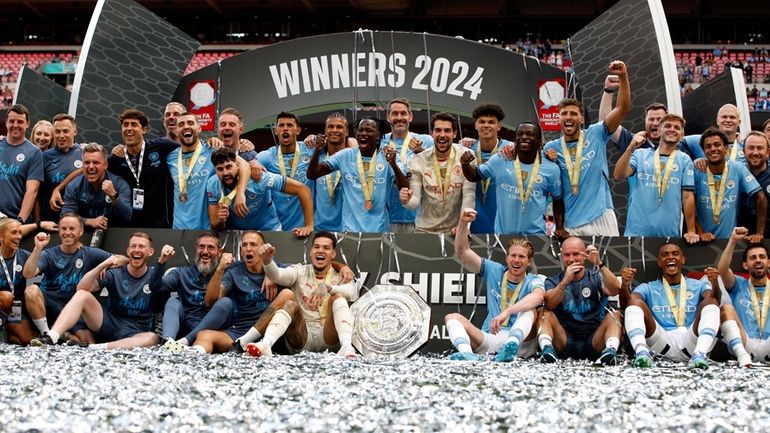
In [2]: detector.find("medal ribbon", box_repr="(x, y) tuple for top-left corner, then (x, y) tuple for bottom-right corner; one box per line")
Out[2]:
(431, 147), (456, 204)
(313, 269), (335, 325)
(476, 139), (499, 198)
(653, 149), (677, 205)
(218, 185), (238, 206)
(323, 154), (340, 204)
(748, 279), (770, 338)
(356, 151), (378, 206)
(0, 253), (17, 290)
(123, 141), (145, 186)
(177, 143), (202, 196)
(560, 131), (584, 194)
(514, 155), (541, 209)
(390, 132), (413, 165)
(662, 275), (688, 327)
(706, 164), (729, 224)
(500, 271), (524, 327)
(277, 142), (301, 179)
(729, 141), (739, 162)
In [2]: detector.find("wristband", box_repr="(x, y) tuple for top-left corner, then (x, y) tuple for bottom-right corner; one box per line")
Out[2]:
(598, 262), (606, 269)
(603, 88), (615, 94)
(36, 220), (42, 230)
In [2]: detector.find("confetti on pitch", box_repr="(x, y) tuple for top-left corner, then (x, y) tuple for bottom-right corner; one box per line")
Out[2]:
(1, 345), (769, 432)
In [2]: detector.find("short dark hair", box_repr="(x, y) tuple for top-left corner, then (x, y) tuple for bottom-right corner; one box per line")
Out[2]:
(742, 243), (769, 263)
(700, 127), (729, 149)
(472, 103), (505, 121)
(59, 212), (84, 229)
(211, 147), (237, 166)
(8, 104), (30, 122)
(516, 121), (543, 146)
(220, 107), (243, 123)
(357, 117), (383, 134)
(558, 98), (583, 113)
(242, 230), (265, 244)
(387, 98), (411, 113)
(326, 112), (348, 128)
(276, 111), (299, 125)
(313, 231), (337, 249)
(196, 231), (221, 246)
(52, 113), (76, 127)
(644, 102), (668, 116)
(431, 112), (458, 132)
(119, 109), (149, 128)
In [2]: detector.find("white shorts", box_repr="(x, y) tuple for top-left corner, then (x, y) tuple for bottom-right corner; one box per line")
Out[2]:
(566, 208), (619, 237)
(727, 337), (770, 363)
(288, 323), (339, 354)
(647, 324), (711, 362)
(389, 222), (415, 233)
(475, 330), (538, 359)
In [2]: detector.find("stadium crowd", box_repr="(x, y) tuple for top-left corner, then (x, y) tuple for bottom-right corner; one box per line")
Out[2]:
(0, 58), (769, 367)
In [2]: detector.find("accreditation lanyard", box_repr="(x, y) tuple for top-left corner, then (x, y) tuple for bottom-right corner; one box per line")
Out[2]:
(0, 253), (17, 290)
(662, 276), (688, 327)
(390, 132), (413, 165)
(748, 280), (770, 338)
(500, 271), (524, 327)
(313, 269), (335, 325)
(177, 143), (202, 196)
(706, 164), (729, 225)
(431, 147), (456, 206)
(277, 142), (301, 179)
(356, 151), (378, 211)
(514, 155), (541, 212)
(323, 154), (340, 204)
(560, 131), (584, 195)
(124, 142), (145, 187)
(653, 149), (677, 206)
(476, 139), (499, 199)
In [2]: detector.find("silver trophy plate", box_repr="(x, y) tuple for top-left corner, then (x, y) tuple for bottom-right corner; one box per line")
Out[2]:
(350, 284), (431, 358)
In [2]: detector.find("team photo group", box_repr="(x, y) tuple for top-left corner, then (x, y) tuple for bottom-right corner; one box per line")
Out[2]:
(1, 58), (769, 368)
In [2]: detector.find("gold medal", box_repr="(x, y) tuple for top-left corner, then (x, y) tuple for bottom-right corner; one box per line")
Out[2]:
(713, 215), (720, 225)
(481, 194), (487, 204)
(179, 192), (187, 202)
(364, 200), (373, 211)
(571, 185), (579, 195)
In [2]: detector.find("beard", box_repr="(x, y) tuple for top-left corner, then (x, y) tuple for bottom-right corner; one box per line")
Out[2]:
(196, 255), (220, 276)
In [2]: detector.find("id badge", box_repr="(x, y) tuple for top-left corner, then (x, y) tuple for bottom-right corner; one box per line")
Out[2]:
(9, 299), (22, 323)
(132, 188), (145, 210)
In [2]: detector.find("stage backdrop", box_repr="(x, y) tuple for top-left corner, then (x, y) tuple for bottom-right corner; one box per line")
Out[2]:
(173, 31), (571, 133)
(22, 230), (736, 355)
(682, 67), (751, 137)
(13, 66), (71, 127)
(69, 0), (199, 147)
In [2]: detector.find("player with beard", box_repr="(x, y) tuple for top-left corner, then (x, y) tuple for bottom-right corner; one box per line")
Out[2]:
(716, 227), (770, 366)
(382, 98), (434, 233)
(61, 143), (132, 229)
(312, 113), (349, 232)
(399, 112), (475, 234)
(39, 114), (81, 222)
(190, 231), (279, 354)
(307, 118), (409, 232)
(0, 218), (38, 345)
(543, 61), (630, 236)
(207, 147), (313, 235)
(624, 242), (720, 368)
(739, 132), (770, 238)
(692, 128), (764, 241)
(0, 104), (43, 223)
(537, 237), (623, 365)
(256, 112), (316, 232)
(163, 102), (185, 141)
(209, 108), (258, 161)
(159, 231), (234, 352)
(30, 233), (174, 349)
(463, 103), (512, 234)
(246, 231), (358, 358)
(168, 112), (252, 229)
(614, 114), (699, 242)
(446, 209), (545, 362)
(462, 121), (565, 235)
(23, 213), (126, 343)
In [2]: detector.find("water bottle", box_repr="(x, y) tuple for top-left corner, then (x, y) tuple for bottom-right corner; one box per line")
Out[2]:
(90, 229), (104, 248)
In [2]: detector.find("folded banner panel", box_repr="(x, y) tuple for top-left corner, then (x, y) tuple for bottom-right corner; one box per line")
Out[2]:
(14, 66), (71, 127)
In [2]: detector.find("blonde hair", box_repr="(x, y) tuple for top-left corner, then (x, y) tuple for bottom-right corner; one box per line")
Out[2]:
(31, 120), (54, 148)
(507, 238), (535, 259)
(0, 217), (21, 240)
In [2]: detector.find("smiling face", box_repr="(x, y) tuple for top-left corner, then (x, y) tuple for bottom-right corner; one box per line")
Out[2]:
(32, 123), (54, 151)
(163, 103), (184, 138)
(121, 117), (147, 148)
(743, 246), (769, 280)
(659, 119), (684, 147)
(53, 119), (77, 152)
(744, 135), (769, 171)
(240, 232), (264, 269)
(356, 119), (381, 156)
(657, 244), (685, 279)
(0, 221), (22, 253)
(310, 236), (336, 272)
(702, 135), (727, 164)
(177, 114), (200, 148)
(475, 115), (501, 141)
(126, 235), (153, 269)
(431, 119), (456, 155)
(716, 105), (740, 138)
(644, 108), (667, 142)
(560, 237), (586, 269)
(195, 235), (221, 275)
(506, 245), (530, 279)
(218, 113), (243, 148)
(82, 151), (107, 185)
(274, 116), (301, 146)
(387, 102), (413, 136)
(325, 117), (348, 147)
(5, 111), (29, 144)
(58, 216), (84, 248)
(558, 104), (583, 139)
(514, 123), (541, 156)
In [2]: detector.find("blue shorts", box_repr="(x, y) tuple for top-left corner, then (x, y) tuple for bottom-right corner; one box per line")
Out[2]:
(223, 320), (253, 342)
(96, 310), (151, 342)
(45, 296), (86, 333)
(558, 329), (600, 360)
